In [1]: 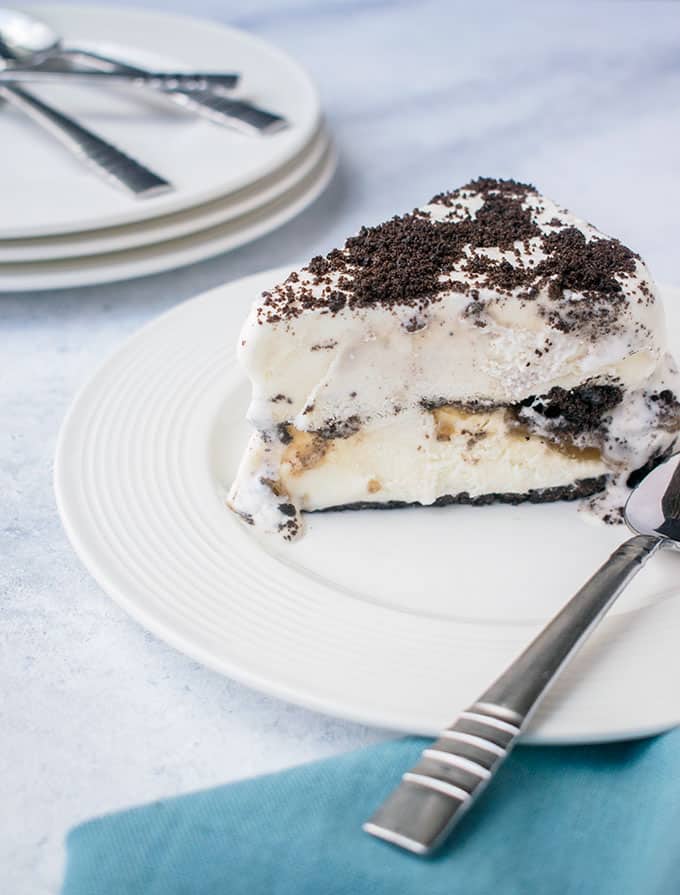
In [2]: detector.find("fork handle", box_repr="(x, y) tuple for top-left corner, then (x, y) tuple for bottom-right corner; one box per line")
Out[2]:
(0, 83), (171, 196)
(60, 48), (287, 134)
(364, 534), (662, 855)
(0, 69), (239, 91)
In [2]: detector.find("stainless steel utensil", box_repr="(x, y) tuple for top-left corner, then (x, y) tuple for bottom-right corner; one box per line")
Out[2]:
(0, 9), (237, 90)
(58, 50), (287, 136)
(0, 66), (240, 91)
(0, 37), (171, 196)
(365, 453), (680, 855)
(0, 8), (287, 135)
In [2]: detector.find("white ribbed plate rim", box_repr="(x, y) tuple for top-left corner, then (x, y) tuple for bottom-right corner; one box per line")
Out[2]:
(0, 146), (335, 291)
(55, 271), (680, 744)
(0, 126), (329, 262)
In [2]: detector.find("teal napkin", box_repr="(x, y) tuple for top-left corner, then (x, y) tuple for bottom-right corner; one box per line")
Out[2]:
(63, 731), (680, 895)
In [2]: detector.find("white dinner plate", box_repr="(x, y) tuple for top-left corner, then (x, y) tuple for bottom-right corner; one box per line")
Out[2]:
(55, 269), (680, 744)
(1, 5), (320, 238)
(0, 145), (335, 291)
(0, 127), (329, 262)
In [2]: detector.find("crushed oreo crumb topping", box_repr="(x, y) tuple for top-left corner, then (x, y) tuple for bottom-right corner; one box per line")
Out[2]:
(429, 177), (537, 207)
(257, 177), (647, 339)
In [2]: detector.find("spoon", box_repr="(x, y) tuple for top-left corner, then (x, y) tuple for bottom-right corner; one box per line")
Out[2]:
(0, 9), (239, 91)
(0, 38), (171, 197)
(365, 452), (680, 855)
(0, 8), (287, 135)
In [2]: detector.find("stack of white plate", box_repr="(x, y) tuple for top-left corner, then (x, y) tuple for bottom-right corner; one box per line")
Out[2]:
(0, 6), (335, 291)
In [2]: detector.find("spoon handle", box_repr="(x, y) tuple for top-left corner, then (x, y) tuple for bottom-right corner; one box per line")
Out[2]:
(0, 83), (171, 196)
(364, 533), (662, 855)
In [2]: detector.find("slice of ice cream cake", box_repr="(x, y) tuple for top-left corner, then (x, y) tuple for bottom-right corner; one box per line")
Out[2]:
(228, 177), (680, 539)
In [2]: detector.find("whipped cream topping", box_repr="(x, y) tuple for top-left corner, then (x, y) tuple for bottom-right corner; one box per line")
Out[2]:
(229, 178), (680, 537)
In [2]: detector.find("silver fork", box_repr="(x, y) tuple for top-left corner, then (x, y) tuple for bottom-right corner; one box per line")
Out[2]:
(0, 83), (171, 196)
(57, 48), (287, 136)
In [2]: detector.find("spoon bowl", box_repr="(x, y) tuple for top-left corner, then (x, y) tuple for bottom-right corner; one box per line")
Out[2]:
(625, 452), (680, 542)
(0, 8), (59, 62)
(0, 8), (240, 93)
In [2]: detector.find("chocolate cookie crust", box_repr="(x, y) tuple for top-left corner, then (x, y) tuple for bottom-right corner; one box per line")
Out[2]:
(314, 475), (608, 514)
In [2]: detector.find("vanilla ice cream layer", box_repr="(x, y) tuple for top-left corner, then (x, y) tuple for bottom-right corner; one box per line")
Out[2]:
(239, 289), (664, 436)
(279, 407), (608, 511)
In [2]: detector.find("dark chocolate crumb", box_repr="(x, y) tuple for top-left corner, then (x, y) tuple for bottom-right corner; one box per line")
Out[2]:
(276, 423), (293, 445)
(327, 291), (347, 313)
(313, 415), (361, 440)
(404, 314), (428, 333)
(463, 299), (487, 326)
(306, 255), (331, 277)
(517, 382), (623, 435)
(278, 517), (300, 540)
(648, 389), (680, 430)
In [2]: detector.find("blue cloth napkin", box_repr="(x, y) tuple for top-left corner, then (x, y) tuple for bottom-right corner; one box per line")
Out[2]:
(63, 731), (680, 895)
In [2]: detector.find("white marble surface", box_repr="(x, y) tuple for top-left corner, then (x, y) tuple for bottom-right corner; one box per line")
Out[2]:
(4, 1), (680, 892)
